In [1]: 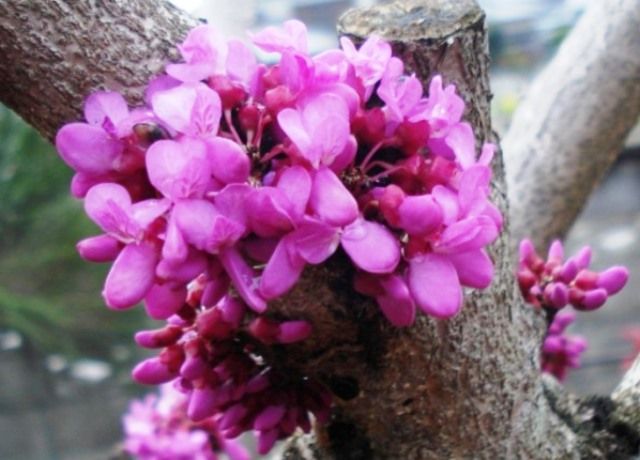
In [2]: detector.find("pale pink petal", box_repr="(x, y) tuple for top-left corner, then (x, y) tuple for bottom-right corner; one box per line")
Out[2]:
(162, 214), (189, 264)
(214, 184), (252, 228)
(152, 84), (197, 133)
(206, 137), (250, 184)
(432, 185), (459, 225)
(329, 135), (357, 173)
(309, 167), (358, 226)
(76, 234), (121, 262)
(304, 93), (350, 165)
(291, 218), (340, 264)
(377, 275), (416, 327)
(226, 39), (258, 87)
(436, 216), (498, 254)
(172, 199), (218, 251)
(342, 219), (400, 273)
(84, 183), (137, 238)
(445, 122), (476, 169)
(103, 243), (158, 309)
(250, 19), (308, 54)
(276, 166), (312, 221)
(56, 123), (122, 175)
(156, 249), (208, 284)
(397, 194), (443, 236)
(130, 199), (171, 228)
(84, 91), (129, 127)
(219, 247), (267, 313)
(259, 236), (305, 299)
(144, 283), (187, 320)
(278, 108), (313, 161)
(247, 188), (294, 238)
(448, 249), (494, 289)
(409, 253), (462, 318)
(146, 139), (211, 199)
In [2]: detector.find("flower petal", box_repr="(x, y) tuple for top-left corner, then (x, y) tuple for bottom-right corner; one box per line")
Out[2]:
(342, 219), (400, 273)
(103, 243), (158, 309)
(56, 123), (122, 175)
(84, 91), (129, 127)
(260, 236), (305, 299)
(448, 249), (494, 289)
(219, 247), (267, 313)
(276, 166), (312, 221)
(144, 283), (187, 320)
(377, 275), (416, 327)
(206, 137), (250, 184)
(84, 183), (137, 238)
(291, 218), (340, 264)
(309, 167), (358, 226)
(409, 253), (462, 318)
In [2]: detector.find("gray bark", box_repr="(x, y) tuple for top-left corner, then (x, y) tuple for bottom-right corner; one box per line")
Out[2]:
(0, 0), (639, 458)
(503, 0), (640, 252)
(0, 0), (198, 142)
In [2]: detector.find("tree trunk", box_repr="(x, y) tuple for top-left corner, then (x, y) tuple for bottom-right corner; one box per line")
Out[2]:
(1, 0), (639, 458)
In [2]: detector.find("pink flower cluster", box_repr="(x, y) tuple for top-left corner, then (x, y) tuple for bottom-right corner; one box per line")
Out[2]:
(123, 383), (250, 460)
(518, 239), (629, 381)
(55, 19), (503, 455)
(132, 288), (330, 454)
(56, 20), (502, 328)
(518, 239), (628, 311)
(541, 310), (587, 381)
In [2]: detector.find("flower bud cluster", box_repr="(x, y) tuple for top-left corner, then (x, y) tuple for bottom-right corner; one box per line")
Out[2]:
(541, 310), (587, 381)
(517, 239), (628, 311)
(56, 19), (504, 454)
(131, 285), (328, 454)
(123, 383), (250, 460)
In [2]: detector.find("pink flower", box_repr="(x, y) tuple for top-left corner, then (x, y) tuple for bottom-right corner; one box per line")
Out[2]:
(541, 310), (588, 381)
(166, 24), (229, 82)
(250, 19), (309, 55)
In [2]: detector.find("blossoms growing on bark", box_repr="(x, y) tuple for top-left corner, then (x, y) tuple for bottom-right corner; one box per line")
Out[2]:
(517, 239), (628, 312)
(56, 19), (503, 455)
(517, 239), (629, 380)
(541, 310), (587, 381)
(123, 383), (250, 460)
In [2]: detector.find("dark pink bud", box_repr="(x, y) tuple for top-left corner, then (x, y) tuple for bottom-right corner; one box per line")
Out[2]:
(248, 317), (280, 344)
(132, 358), (175, 385)
(253, 405), (286, 431)
(574, 269), (598, 290)
(257, 428), (279, 455)
(220, 296), (246, 327)
(597, 266), (629, 295)
(517, 269), (537, 294)
(208, 75), (247, 108)
(188, 386), (217, 421)
(246, 372), (271, 394)
(134, 325), (183, 348)
(201, 276), (231, 307)
(544, 283), (569, 309)
(352, 107), (386, 145)
(277, 321), (312, 344)
(220, 403), (249, 430)
(556, 260), (578, 284)
(180, 355), (208, 380)
(578, 288), (608, 311)
(379, 184), (405, 227)
(197, 307), (233, 340)
(77, 235), (121, 262)
(265, 86), (294, 114)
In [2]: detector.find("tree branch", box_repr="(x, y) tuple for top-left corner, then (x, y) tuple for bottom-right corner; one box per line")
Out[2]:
(503, 0), (640, 251)
(0, 0), (198, 142)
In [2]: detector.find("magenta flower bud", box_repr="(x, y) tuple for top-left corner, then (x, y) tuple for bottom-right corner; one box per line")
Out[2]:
(220, 403), (249, 430)
(144, 283), (187, 320)
(132, 358), (176, 385)
(180, 355), (208, 380)
(596, 266), (629, 295)
(188, 386), (217, 421)
(246, 372), (271, 394)
(548, 310), (576, 335)
(277, 321), (312, 344)
(254, 405), (286, 431)
(572, 246), (592, 270)
(543, 283), (569, 309)
(518, 239), (536, 265)
(556, 260), (578, 284)
(578, 288), (608, 311)
(134, 326), (183, 348)
(220, 296), (246, 327)
(76, 235), (121, 262)
(542, 336), (563, 354)
(197, 307), (233, 340)
(256, 428), (279, 455)
(574, 269), (598, 290)
(547, 239), (564, 262)
(201, 276), (231, 307)
(248, 317), (280, 344)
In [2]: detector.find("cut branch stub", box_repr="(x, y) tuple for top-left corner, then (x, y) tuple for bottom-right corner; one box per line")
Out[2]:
(282, 1), (552, 458)
(0, 0), (198, 142)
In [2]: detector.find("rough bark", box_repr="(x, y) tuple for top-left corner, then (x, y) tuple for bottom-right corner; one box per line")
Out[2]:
(0, 0), (198, 142)
(1, 0), (639, 459)
(503, 0), (640, 252)
(281, 1), (560, 457)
